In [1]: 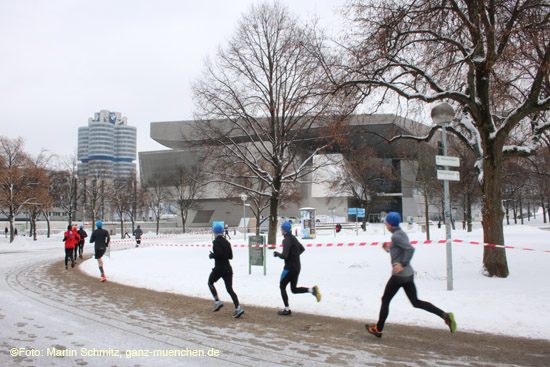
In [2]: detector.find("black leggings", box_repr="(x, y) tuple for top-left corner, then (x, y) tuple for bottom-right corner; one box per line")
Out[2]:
(280, 269), (309, 307)
(377, 275), (445, 331)
(64, 248), (74, 267)
(208, 268), (239, 308)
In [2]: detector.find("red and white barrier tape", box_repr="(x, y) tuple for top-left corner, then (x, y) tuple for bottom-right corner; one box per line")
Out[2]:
(111, 239), (550, 253)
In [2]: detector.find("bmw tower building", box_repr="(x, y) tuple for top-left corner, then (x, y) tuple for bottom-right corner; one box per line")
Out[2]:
(77, 110), (137, 179)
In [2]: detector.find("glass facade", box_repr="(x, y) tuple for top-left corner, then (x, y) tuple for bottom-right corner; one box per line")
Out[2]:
(77, 110), (137, 179)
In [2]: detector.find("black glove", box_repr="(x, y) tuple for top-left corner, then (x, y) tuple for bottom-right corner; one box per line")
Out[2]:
(209, 252), (214, 259)
(273, 251), (280, 258)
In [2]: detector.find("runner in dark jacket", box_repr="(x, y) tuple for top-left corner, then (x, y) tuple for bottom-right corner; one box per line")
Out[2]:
(273, 221), (321, 315)
(90, 221), (110, 282)
(208, 224), (244, 318)
(133, 225), (143, 248)
(77, 226), (87, 259)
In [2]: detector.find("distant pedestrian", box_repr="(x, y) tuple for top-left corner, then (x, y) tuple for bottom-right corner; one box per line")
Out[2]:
(367, 212), (456, 338)
(90, 221), (110, 282)
(14, 228), (18, 236)
(133, 225), (143, 248)
(77, 225), (87, 259)
(124, 230), (130, 239)
(4, 227), (7, 238)
(208, 224), (244, 318)
(274, 221), (321, 316)
(224, 224), (231, 239)
(71, 226), (80, 263)
(335, 223), (342, 233)
(63, 225), (80, 270)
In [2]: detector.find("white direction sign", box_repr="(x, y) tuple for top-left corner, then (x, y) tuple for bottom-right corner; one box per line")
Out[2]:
(436, 155), (460, 167)
(437, 170), (460, 181)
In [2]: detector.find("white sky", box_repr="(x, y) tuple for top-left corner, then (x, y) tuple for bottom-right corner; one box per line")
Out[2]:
(0, 0), (344, 161)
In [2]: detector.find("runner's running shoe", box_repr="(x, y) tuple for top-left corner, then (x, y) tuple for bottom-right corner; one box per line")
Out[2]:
(445, 312), (457, 333)
(367, 324), (383, 338)
(277, 309), (292, 316)
(232, 307), (244, 318)
(213, 301), (223, 312)
(312, 285), (321, 302)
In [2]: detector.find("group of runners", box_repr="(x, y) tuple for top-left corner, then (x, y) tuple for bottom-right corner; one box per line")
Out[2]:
(62, 224), (87, 269)
(63, 212), (457, 337)
(208, 213), (456, 337)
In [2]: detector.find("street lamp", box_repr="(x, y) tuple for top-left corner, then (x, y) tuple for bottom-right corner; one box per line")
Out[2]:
(431, 102), (455, 291)
(240, 194), (248, 242)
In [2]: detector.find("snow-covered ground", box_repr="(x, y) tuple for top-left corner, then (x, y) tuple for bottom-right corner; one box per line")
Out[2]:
(4, 217), (549, 340)
(77, 218), (550, 340)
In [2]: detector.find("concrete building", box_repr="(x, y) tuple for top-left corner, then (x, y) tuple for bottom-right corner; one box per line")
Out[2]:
(77, 110), (137, 179)
(139, 114), (441, 228)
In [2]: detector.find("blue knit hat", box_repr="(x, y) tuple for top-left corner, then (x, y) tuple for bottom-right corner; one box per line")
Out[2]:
(281, 221), (292, 233)
(213, 224), (224, 234)
(385, 212), (401, 227)
(80, 225), (83, 229)
(96, 221), (103, 228)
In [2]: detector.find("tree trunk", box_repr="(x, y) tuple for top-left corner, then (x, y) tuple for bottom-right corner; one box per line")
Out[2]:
(267, 194), (280, 247)
(9, 215), (15, 243)
(180, 208), (186, 233)
(541, 198), (546, 223)
(466, 192), (473, 232)
(481, 155), (509, 278)
(120, 218), (124, 239)
(31, 214), (37, 241)
(46, 215), (51, 238)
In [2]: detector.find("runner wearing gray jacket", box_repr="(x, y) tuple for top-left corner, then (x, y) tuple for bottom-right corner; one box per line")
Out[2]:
(367, 212), (456, 338)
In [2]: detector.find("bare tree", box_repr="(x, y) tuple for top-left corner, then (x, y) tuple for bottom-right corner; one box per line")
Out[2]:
(59, 155), (80, 225)
(26, 153), (52, 240)
(144, 177), (169, 235)
(398, 144), (440, 240)
(110, 179), (130, 239)
(0, 137), (38, 242)
(83, 169), (107, 229)
(169, 165), (206, 233)
(330, 145), (395, 232)
(221, 162), (300, 236)
(526, 132), (550, 223)
(192, 2), (349, 245)
(125, 174), (145, 232)
(335, 0), (550, 277)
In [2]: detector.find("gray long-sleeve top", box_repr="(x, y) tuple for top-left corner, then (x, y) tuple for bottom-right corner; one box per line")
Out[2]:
(389, 226), (415, 277)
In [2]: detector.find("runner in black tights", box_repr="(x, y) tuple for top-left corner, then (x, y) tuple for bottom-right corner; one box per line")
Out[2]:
(208, 224), (243, 318)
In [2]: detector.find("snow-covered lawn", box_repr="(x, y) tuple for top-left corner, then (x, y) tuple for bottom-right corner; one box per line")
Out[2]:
(4, 218), (548, 340)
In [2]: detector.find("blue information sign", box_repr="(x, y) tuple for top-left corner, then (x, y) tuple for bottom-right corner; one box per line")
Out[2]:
(347, 208), (365, 218)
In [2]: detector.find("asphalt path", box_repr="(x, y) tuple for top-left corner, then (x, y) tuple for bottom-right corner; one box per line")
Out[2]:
(1, 247), (549, 366)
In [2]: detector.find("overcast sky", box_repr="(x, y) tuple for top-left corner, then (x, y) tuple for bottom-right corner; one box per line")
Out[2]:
(0, 0), (344, 162)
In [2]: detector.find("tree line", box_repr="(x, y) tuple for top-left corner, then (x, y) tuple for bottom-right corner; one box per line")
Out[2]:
(2, 1), (549, 279)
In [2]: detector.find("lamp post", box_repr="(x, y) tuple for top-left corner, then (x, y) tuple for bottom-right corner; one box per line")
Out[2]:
(240, 194), (248, 242)
(431, 102), (455, 291)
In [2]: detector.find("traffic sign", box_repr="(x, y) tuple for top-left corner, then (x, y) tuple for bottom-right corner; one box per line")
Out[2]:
(437, 170), (460, 181)
(436, 155), (460, 167)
